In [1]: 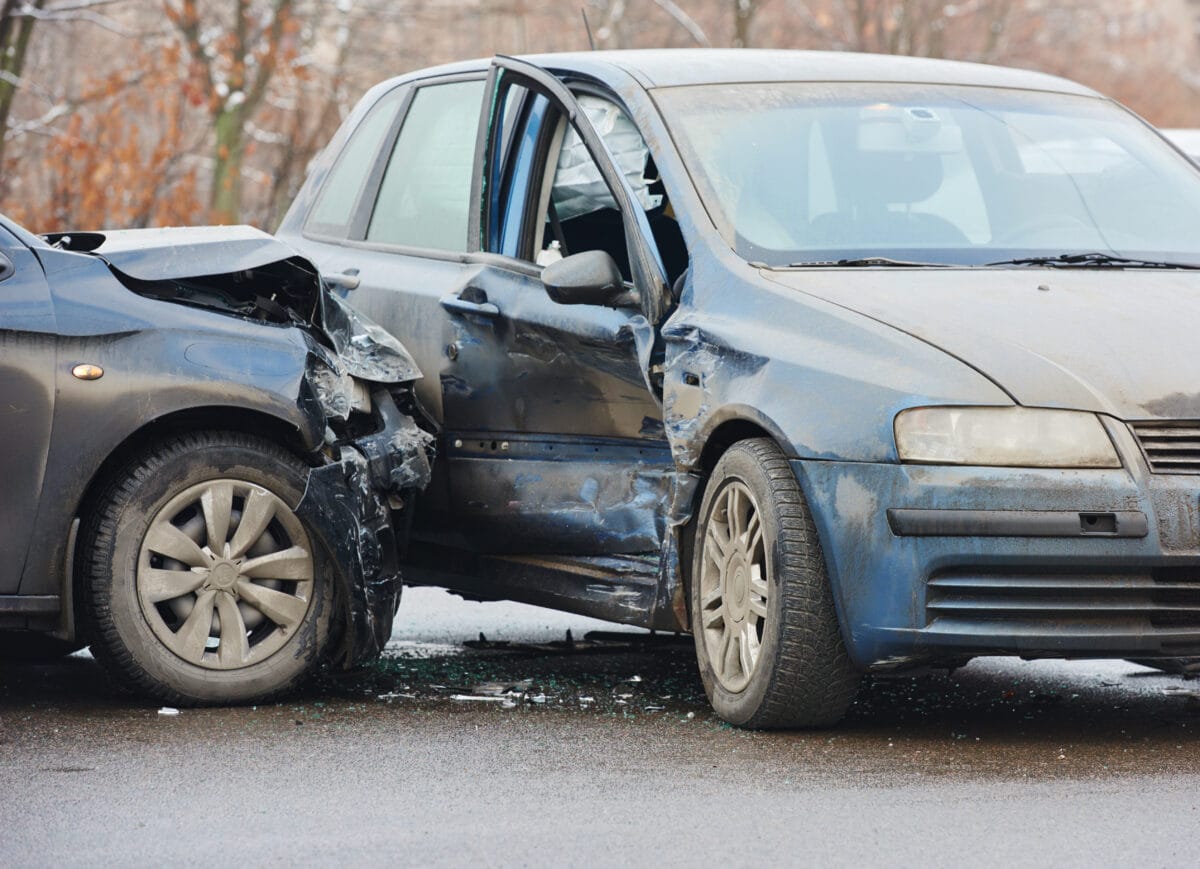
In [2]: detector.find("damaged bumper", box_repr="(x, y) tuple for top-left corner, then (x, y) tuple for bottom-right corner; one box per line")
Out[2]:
(293, 292), (434, 668)
(794, 457), (1200, 670)
(296, 390), (433, 666)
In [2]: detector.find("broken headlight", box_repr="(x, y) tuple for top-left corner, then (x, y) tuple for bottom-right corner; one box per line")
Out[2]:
(894, 406), (1121, 468)
(307, 355), (372, 421)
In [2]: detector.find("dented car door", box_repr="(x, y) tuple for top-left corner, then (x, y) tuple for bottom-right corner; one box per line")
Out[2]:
(432, 57), (675, 554)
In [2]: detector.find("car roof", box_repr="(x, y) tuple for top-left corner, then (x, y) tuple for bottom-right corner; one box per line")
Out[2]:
(400, 49), (1098, 98)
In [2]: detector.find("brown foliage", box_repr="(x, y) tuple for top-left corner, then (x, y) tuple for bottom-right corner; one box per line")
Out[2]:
(3, 43), (203, 232)
(2, 0), (1200, 232)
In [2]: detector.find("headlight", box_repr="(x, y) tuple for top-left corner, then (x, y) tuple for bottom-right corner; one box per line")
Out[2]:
(894, 406), (1120, 468)
(307, 356), (372, 421)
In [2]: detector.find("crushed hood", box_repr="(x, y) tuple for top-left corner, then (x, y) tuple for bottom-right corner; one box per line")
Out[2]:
(45, 224), (301, 280)
(47, 224), (420, 385)
(764, 267), (1200, 420)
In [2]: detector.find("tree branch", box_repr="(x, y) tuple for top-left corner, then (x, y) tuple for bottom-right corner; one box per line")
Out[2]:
(649, 0), (709, 46)
(164, 0), (214, 96)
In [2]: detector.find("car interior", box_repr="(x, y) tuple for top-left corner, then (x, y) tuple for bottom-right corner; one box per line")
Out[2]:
(498, 88), (689, 292)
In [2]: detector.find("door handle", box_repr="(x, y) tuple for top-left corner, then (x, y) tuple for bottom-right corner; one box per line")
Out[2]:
(322, 269), (361, 292)
(440, 290), (500, 319)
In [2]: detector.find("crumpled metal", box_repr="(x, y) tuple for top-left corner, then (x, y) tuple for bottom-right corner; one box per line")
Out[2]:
(320, 290), (422, 384)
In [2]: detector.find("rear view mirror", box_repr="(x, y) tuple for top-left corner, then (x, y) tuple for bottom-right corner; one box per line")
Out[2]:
(541, 250), (631, 307)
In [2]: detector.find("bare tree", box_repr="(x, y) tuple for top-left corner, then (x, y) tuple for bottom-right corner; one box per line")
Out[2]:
(166, 0), (298, 223)
(733, 0), (754, 47)
(0, 1), (48, 168)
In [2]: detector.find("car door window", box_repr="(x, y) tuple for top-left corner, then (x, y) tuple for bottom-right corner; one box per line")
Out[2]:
(537, 112), (635, 279)
(502, 93), (687, 286)
(305, 88), (405, 239)
(366, 80), (485, 251)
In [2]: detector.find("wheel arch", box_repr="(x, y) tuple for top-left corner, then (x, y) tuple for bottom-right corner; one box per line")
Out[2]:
(694, 406), (796, 475)
(676, 409), (798, 621)
(66, 405), (317, 637)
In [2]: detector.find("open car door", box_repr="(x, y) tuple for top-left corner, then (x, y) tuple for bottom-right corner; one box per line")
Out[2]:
(472, 56), (673, 333)
(406, 56), (689, 629)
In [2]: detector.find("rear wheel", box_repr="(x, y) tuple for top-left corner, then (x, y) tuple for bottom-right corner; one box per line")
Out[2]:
(83, 432), (333, 705)
(691, 438), (859, 728)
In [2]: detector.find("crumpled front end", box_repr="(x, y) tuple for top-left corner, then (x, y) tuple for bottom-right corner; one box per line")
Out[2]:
(296, 384), (433, 667)
(49, 224), (437, 668)
(293, 292), (435, 668)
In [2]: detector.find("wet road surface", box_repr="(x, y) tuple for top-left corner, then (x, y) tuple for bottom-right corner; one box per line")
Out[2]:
(2, 587), (1199, 867)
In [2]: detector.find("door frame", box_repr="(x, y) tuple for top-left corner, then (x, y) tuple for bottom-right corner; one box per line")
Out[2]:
(468, 55), (672, 329)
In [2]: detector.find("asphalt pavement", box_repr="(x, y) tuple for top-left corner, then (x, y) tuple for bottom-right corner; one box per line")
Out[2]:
(2, 586), (1198, 868)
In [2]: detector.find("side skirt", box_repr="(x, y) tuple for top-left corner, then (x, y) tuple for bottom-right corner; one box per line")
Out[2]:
(403, 544), (684, 631)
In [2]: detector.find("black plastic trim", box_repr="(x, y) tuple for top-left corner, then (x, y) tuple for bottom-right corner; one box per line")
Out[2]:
(887, 509), (1149, 538)
(0, 595), (60, 614)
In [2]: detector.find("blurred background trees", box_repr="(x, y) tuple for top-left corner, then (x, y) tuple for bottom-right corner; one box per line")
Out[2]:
(2, 0), (1199, 231)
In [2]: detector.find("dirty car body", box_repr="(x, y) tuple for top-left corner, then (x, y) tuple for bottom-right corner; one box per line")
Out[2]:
(275, 49), (1200, 725)
(0, 217), (432, 688)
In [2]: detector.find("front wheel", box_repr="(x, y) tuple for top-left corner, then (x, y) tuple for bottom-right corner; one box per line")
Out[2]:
(83, 432), (334, 706)
(691, 438), (859, 728)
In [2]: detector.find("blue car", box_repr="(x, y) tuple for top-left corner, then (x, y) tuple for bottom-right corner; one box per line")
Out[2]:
(279, 49), (1200, 727)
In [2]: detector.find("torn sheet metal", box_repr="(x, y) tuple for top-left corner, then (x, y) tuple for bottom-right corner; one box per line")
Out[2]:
(320, 291), (422, 384)
(297, 446), (399, 666)
(296, 391), (435, 667)
(352, 390), (436, 494)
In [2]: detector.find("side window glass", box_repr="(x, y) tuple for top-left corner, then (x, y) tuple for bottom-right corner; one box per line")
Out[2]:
(306, 88), (404, 238)
(530, 95), (686, 285)
(366, 80), (485, 251)
(533, 97), (659, 279)
(496, 88), (544, 257)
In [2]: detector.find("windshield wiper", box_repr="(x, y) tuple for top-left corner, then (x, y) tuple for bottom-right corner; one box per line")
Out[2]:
(784, 256), (955, 268)
(986, 252), (1200, 270)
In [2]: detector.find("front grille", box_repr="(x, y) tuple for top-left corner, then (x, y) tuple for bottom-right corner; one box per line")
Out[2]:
(927, 570), (1200, 634)
(1131, 422), (1200, 473)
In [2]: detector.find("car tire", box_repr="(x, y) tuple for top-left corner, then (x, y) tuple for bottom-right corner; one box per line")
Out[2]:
(82, 431), (334, 706)
(0, 633), (86, 661)
(691, 438), (859, 728)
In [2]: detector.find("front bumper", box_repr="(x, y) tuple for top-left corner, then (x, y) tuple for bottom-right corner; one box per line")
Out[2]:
(793, 426), (1200, 669)
(295, 390), (433, 667)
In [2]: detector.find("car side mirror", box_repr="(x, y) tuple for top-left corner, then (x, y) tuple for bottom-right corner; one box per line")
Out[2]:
(541, 250), (632, 307)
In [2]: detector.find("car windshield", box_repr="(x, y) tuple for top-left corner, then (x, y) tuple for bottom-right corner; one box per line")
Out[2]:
(654, 83), (1200, 267)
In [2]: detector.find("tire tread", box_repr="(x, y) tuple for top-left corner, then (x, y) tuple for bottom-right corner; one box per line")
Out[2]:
(81, 430), (320, 707)
(698, 438), (859, 728)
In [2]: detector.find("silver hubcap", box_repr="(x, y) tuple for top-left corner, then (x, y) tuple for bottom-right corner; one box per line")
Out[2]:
(699, 481), (768, 693)
(136, 479), (314, 671)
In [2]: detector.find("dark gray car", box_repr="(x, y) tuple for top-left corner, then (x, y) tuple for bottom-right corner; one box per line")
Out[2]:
(0, 219), (432, 704)
(278, 49), (1200, 728)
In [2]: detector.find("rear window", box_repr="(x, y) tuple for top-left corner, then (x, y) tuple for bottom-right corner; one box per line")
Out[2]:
(365, 80), (485, 251)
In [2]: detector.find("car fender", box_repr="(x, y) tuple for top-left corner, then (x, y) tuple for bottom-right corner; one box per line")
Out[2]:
(661, 249), (1014, 470)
